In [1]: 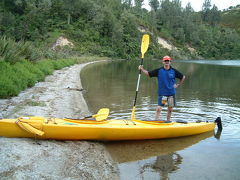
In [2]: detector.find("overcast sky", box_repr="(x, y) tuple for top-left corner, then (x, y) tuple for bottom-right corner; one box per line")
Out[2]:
(143, 0), (240, 11)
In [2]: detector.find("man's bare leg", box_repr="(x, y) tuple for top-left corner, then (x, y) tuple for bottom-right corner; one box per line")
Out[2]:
(167, 107), (173, 121)
(155, 106), (162, 120)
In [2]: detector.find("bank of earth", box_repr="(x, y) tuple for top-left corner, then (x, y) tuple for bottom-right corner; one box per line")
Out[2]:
(0, 61), (119, 180)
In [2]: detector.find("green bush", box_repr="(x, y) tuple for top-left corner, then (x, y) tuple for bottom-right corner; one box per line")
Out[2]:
(0, 76), (19, 97)
(0, 36), (42, 63)
(51, 59), (75, 69)
(13, 61), (38, 87)
(0, 59), (78, 98)
(20, 60), (45, 81)
(35, 60), (55, 75)
(0, 62), (19, 97)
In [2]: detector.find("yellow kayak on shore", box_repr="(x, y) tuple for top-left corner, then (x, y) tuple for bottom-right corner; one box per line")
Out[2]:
(0, 115), (221, 141)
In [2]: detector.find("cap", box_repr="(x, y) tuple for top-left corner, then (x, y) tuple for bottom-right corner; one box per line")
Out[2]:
(162, 56), (172, 61)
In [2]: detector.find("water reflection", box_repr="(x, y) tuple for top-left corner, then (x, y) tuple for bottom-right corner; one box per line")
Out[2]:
(181, 60), (240, 67)
(214, 129), (222, 140)
(140, 153), (182, 180)
(105, 131), (214, 163)
(105, 131), (215, 180)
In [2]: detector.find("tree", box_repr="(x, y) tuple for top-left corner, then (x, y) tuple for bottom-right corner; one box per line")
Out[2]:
(184, 2), (194, 15)
(122, 0), (132, 9)
(201, 0), (221, 26)
(134, 0), (144, 9)
(63, 0), (93, 25)
(120, 10), (140, 59)
(201, 0), (211, 22)
(149, 0), (159, 12)
(209, 4), (221, 26)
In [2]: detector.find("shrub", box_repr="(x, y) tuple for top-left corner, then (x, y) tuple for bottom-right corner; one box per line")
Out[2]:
(0, 58), (78, 98)
(0, 36), (43, 63)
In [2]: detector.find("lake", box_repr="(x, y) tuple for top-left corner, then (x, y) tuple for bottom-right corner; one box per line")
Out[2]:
(81, 59), (240, 180)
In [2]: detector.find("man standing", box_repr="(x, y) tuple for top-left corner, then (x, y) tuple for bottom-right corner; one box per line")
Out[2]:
(139, 56), (185, 121)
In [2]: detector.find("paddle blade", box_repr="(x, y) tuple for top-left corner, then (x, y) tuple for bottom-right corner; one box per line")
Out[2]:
(92, 108), (110, 121)
(141, 34), (150, 59)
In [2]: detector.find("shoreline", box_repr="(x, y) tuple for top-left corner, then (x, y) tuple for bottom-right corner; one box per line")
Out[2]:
(0, 62), (92, 119)
(0, 61), (119, 179)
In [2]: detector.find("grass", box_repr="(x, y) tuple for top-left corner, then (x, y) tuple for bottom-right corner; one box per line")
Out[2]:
(0, 35), (111, 98)
(0, 59), (76, 98)
(0, 56), (109, 98)
(25, 100), (46, 107)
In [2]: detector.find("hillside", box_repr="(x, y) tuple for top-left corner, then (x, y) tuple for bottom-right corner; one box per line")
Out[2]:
(221, 6), (240, 33)
(0, 0), (240, 60)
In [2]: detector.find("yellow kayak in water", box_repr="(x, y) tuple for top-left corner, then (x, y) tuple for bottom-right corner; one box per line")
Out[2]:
(0, 115), (221, 141)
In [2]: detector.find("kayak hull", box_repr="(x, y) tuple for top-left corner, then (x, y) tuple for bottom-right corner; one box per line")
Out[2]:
(0, 117), (216, 141)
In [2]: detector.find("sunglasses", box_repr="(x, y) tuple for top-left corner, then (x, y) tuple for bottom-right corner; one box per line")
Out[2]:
(163, 60), (170, 62)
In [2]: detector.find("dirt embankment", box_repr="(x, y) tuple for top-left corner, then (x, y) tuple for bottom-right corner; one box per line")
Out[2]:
(0, 62), (119, 180)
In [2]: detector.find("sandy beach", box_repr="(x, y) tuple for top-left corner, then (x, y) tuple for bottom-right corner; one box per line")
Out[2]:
(0, 61), (119, 179)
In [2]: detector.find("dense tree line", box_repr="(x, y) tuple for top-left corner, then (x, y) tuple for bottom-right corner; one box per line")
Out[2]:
(149, 0), (240, 59)
(0, 0), (240, 60)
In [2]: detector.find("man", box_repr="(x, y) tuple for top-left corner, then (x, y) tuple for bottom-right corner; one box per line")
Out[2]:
(139, 55), (185, 121)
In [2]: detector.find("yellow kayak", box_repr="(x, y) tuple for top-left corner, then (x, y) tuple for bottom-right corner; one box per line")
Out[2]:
(0, 116), (221, 141)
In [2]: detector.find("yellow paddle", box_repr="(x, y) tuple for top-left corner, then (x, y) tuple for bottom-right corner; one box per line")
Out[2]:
(141, 34), (150, 59)
(131, 34), (150, 121)
(86, 108), (110, 121)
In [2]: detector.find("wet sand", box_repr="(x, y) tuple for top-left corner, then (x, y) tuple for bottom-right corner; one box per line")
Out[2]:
(0, 61), (119, 179)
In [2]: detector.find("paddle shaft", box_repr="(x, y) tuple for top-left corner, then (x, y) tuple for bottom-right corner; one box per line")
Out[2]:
(133, 58), (144, 107)
(131, 34), (149, 121)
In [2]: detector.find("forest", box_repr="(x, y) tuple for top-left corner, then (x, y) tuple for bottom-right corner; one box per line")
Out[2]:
(1, 0), (240, 62)
(1, 0), (240, 97)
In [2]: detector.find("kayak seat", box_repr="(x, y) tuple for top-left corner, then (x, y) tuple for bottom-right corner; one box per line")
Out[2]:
(176, 120), (188, 124)
(65, 118), (96, 121)
(142, 120), (172, 123)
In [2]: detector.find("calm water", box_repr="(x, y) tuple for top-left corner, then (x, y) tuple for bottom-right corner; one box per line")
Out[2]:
(81, 60), (240, 180)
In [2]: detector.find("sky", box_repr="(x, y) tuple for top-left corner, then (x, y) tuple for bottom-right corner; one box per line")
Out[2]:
(143, 0), (240, 11)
